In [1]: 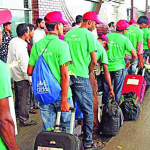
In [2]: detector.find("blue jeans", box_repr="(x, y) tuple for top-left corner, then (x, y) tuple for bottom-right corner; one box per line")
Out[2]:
(40, 97), (74, 133)
(102, 68), (125, 104)
(0, 57), (7, 63)
(70, 76), (93, 148)
(124, 58), (139, 75)
(144, 50), (150, 63)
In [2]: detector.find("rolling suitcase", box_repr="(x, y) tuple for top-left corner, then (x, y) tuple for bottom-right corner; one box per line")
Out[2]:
(34, 108), (81, 150)
(122, 67), (146, 104)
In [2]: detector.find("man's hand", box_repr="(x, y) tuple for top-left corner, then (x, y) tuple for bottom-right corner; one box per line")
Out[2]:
(139, 60), (144, 68)
(109, 89), (115, 98)
(125, 61), (131, 69)
(60, 101), (71, 112)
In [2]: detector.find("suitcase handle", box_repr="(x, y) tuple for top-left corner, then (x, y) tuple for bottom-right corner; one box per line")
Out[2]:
(55, 107), (75, 134)
(135, 66), (145, 76)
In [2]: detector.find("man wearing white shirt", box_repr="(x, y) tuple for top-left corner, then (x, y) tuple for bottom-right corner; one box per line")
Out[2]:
(33, 18), (46, 43)
(7, 23), (37, 126)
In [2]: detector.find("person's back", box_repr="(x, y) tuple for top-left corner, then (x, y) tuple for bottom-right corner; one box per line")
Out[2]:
(141, 28), (150, 50)
(125, 25), (142, 54)
(65, 27), (96, 78)
(106, 32), (133, 71)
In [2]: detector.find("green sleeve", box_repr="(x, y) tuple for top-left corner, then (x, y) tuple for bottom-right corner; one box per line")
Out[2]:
(87, 31), (97, 53)
(148, 30), (150, 39)
(125, 38), (134, 52)
(137, 29), (143, 43)
(58, 42), (72, 66)
(28, 44), (38, 66)
(0, 64), (12, 99)
(100, 48), (109, 64)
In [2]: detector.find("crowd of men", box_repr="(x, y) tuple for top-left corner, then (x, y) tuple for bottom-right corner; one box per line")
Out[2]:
(0, 9), (150, 150)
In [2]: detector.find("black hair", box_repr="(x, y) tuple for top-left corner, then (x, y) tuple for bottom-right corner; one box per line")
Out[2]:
(28, 24), (34, 31)
(108, 22), (114, 27)
(116, 28), (124, 32)
(83, 19), (88, 23)
(3, 22), (11, 28)
(137, 16), (148, 25)
(44, 16), (58, 31)
(16, 23), (28, 37)
(36, 18), (43, 27)
(72, 22), (76, 27)
(75, 15), (83, 24)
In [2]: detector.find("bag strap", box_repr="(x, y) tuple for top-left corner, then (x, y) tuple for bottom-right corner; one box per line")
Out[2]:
(35, 39), (53, 56)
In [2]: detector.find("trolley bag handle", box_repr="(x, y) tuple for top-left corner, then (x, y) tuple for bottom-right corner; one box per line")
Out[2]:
(55, 107), (75, 134)
(135, 66), (145, 77)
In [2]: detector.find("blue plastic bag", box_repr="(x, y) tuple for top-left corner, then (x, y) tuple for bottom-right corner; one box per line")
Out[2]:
(75, 100), (83, 120)
(32, 55), (61, 105)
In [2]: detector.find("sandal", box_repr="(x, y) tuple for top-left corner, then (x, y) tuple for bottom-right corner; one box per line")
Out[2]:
(84, 141), (103, 150)
(29, 108), (37, 114)
(20, 119), (37, 127)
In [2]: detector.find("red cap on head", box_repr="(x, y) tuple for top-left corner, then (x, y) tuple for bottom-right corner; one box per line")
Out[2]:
(83, 11), (103, 24)
(128, 19), (136, 25)
(98, 35), (109, 50)
(45, 11), (68, 25)
(0, 10), (12, 25)
(116, 20), (129, 30)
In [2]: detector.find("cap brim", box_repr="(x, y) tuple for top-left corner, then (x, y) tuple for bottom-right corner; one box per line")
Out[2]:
(61, 19), (68, 25)
(96, 19), (103, 24)
(0, 10), (12, 25)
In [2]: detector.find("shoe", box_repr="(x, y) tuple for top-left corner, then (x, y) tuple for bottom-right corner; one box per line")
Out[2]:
(20, 119), (37, 127)
(84, 141), (103, 150)
(29, 108), (37, 114)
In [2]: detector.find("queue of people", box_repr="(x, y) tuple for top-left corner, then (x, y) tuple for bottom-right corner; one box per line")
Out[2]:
(1, 8), (150, 150)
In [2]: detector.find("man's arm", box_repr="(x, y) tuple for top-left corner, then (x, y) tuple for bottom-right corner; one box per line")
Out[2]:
(60, 65), (71, 112)
(137, 42), (144, 68)
(102, 64), (115, 97)
(0, 98), (19, 150)
(89, 51), (97, 74)
(27, 65), (34, 76)
(126, 49), (137, 69)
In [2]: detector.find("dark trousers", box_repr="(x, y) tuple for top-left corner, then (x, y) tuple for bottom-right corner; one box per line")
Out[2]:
(14, 80), (30, 122)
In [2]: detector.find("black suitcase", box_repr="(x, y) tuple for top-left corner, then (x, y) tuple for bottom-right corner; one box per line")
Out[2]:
(34, 108), (81, 150)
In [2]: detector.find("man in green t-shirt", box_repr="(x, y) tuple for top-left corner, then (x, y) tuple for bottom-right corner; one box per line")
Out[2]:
(102, 20), (137, 105)
(27, 11), (73, 132)
(65, 11), (100, 149)
(124, 20), (144, 74)
(0, 60), (19, 150)
(137, 16), (150, 63)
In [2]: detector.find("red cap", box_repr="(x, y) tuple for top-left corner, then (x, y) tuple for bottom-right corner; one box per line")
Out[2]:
(0, 10), (12, 25)
(83, 11), (103, 24)
(116, 20), (129, 30)
(45, 11), (68, 25)
(128, 19), (136, 25)
(98, 35), (109, 50)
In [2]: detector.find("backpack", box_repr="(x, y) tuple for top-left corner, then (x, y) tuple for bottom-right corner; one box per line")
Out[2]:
(100, 97), (124, 136)
(120, 92), (141, 121)
(32, 40), (61, 105)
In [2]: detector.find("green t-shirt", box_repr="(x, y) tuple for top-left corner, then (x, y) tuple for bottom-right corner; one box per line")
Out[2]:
(96, 40), (108, 64)
(65, 28), (96, 78)
(0, 60), (12, 99)
(141, 28), (150, 50)
(29, 34), (72, 98)
(124, 25), (143, 55)
(106, 32), (134, 71)
(0, 137), (7, 150)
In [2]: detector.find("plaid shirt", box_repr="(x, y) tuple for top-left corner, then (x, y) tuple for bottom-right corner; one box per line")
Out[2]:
(0, 30), (13, 58)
